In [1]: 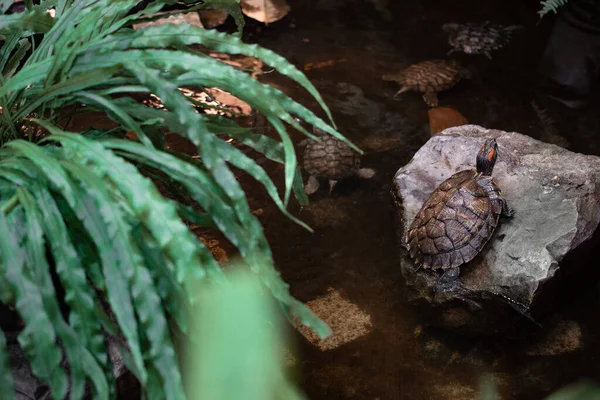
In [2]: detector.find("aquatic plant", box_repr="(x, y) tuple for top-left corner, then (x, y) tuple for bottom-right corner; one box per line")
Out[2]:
(0, 0), (346, 398)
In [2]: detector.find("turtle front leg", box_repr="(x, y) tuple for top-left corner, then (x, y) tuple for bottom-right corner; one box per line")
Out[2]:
(437, 266), (462, 293)
(422, 92), (439, 107)
(305, 175), (321, 195)
(501, 199), (514, 217)
(328, 180), (338, 194)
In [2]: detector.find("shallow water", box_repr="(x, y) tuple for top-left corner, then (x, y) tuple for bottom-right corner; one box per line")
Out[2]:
(65, 1), (600, 398)
(222, 1), (600, 399)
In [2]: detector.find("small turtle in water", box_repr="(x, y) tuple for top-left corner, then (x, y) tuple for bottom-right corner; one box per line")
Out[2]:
(404, 138), (514, 290)
(300, 127), (375, 194)
(382, 59), (471, 107)
(442, 21), (524, 59)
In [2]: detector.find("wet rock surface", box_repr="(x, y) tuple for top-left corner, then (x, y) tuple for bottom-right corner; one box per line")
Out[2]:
(392, 125), (600, 335)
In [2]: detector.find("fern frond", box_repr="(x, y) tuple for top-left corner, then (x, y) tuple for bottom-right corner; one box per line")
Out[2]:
(539, 0), (568, 17)
(0, 0), (337, 397)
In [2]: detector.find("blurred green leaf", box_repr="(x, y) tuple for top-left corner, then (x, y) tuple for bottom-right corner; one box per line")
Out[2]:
(189, 263), (306, 400)
(544, 381), (600, 400)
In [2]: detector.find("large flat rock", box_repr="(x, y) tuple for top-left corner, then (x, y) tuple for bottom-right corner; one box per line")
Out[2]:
(392, 125), (600, 335)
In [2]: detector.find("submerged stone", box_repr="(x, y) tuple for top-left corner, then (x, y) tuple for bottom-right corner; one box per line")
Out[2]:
(392, 125), (600, 335)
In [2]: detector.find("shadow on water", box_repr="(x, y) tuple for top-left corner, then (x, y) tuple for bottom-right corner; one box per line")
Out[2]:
(213, 0), (600, 399)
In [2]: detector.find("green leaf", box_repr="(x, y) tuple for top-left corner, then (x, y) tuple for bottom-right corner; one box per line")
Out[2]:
(0, 209), (68, 398)
(17, 186), (108, 400)
(0, 1), (16, 14)
(105, 140), (247, 249)
(75, 91), (154, 147)
(544, 381), (600, 400)
(80, 127), (127, 141)
(0, 58), (53, 97)
(0, 7), (55, 34)
(57, 160), (149, 386)
(3, 38), (31, 79)
(30, 185), (112, 399)
(190, 266), (307, 400)
(204, 115), (309, 205)
(74, 50), (356, 202)
(3, 138), (148, 386)
(171, 144), (312, 231)
(176, 203), (215, 227)
(52, 193), (106, 291)
(39, 126), (226, 298)
(105, 140), (330, 338)
(121, 62), (269, 246)
(539, 0), (568, 17)
(131, 225), (188, 334)
(74, 48), (348, 152)
(478, 375), (500, 400)
(13, 67), (119, 121)
(0, 28), (23, 74)
(126, 237), (186, 400)
(97, 23), (334, 126)
(29, 0), (88, 63)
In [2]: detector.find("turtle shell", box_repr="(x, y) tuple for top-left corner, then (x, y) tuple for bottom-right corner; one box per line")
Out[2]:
(405, 169), (504, 270)
(382, 59), (470, 93)
(302, 131), (360, 180)
(443, 22), (522, 55)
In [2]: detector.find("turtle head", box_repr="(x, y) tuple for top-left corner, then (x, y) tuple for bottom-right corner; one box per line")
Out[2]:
(476, 139), (498, 176)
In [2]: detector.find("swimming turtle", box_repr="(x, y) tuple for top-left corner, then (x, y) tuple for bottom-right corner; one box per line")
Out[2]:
(300, 127), (375, 194)
(404, 138), (514, 288)
(382, 59), (471, 107)
(442, 21), (524, 59)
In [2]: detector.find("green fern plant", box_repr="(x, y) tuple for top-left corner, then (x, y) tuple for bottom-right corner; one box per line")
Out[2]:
(0, 0), (350, 398)
(539, 0), (568, 17)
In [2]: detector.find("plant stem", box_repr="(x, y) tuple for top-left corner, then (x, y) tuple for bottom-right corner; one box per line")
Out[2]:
(1, 194), (19, 215)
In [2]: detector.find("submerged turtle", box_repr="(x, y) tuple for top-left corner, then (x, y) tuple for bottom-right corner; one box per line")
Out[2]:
(442, 21), (524, 59)
(405, 138), (514, 287)
(301, 127), (375, 194)
(382, 59), (471, 107)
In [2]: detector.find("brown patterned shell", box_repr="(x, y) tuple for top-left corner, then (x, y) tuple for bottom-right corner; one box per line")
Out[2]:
(382, 59), (470, 93)
(443, 22), (523, 56)
(406, 169), (504, 270)
(303, 133), (360, 180)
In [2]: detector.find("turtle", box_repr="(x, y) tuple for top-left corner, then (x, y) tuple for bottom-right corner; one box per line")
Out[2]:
(382, 59), (471, 107)
(300, 127), (375, 194)
(404, 138), (514, 288)
(442, 21), (524, 59)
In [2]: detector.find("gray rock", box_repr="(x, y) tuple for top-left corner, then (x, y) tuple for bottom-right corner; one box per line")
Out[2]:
(392, 125), (600, 335)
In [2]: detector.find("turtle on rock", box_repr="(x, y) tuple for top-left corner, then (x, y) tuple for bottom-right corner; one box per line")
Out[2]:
(382, 59), (471, 107)
(404, 138), (514, 290)
(442, 21), (524, 59)
(300, 127), (375, 195)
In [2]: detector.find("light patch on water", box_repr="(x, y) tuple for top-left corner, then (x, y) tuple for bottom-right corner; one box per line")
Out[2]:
(296, 288), (373, 351)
